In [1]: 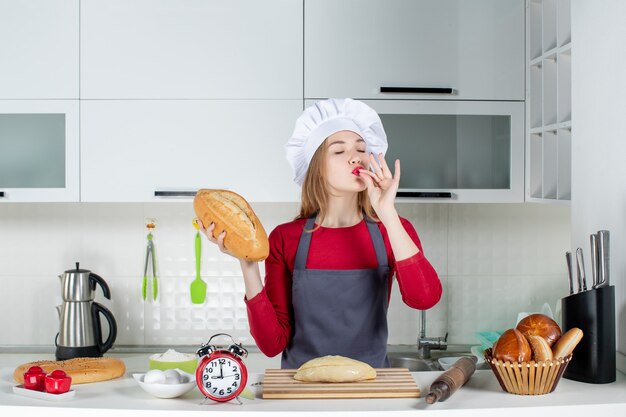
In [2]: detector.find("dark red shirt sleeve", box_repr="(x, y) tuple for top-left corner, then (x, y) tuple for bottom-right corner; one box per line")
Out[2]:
(390, 218), (442, 310)
(245, 224), (294, 357)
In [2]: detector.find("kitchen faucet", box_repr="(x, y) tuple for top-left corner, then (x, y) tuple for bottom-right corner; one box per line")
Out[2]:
(417, 310), (448, 359)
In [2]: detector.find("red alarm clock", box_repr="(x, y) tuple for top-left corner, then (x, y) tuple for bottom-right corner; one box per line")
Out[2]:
(195, 333), (248, 402)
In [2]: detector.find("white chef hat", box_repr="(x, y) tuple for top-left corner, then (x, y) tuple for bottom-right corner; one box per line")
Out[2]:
(285, 98), (388, 186)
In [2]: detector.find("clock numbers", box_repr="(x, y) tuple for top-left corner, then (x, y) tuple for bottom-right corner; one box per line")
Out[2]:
(200, 358), (244, 399)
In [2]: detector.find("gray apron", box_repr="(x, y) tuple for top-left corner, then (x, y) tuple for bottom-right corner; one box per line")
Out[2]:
(281, 215), (391, 369)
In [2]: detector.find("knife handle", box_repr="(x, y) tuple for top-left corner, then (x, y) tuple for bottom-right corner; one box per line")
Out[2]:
(565, 252), (574, 295)
(575, 248), (586, 292)
(590, 234), (598, 288)
(597, 230), (610, 287)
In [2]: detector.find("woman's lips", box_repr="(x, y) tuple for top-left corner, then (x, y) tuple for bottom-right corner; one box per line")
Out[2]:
(351, 166), (363, 176)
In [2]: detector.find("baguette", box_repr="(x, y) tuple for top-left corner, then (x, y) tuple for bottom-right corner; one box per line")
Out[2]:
(193, 189), (269, 261)
(527, 335), (553, 362)
(14, 357), (125, 385)
(552, 327), (584, 359)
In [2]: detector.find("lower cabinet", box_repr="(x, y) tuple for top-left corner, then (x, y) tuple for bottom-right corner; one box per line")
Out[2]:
(80, 100), (303, 202)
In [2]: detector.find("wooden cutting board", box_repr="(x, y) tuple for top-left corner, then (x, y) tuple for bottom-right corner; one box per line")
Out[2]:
(262, 368), (420, 399)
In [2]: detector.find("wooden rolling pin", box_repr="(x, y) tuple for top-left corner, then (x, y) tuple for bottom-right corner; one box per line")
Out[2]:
(425, 357), (477, 404)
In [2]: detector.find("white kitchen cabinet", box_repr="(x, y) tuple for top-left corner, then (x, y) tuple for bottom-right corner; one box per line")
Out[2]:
(0, 0), (79, 99)
(80, 100), (302, 202)
(305, 0), (525, 101)
(312, 99), (524, 203)
(80, 0), (302, 99)
(0, 100), (79, 202)
(526, 0), (571, 203)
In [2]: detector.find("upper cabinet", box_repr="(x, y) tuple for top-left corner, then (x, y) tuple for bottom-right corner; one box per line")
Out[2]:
(80, 0), (302, 99)
(526, 0), (571, 203)
(0, 100), (80, 202)
(359, 100), (525, 203)
(80, 100), (302, 202)
(305, 0), (525, 101)
(0, 0), (79, 99)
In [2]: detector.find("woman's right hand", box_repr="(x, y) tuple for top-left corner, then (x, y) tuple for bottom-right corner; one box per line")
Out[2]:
(196, 219), (237, 258)
(197, 219), (262, 299)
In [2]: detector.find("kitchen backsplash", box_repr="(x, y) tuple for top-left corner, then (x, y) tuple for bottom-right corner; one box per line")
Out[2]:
(0, 202), (569, 349)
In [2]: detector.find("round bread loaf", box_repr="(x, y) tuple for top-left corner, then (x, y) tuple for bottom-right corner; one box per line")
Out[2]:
(552, 327), (584, 359)
(193, 189), (269, 261)
(14, 357), (125, 385)
(516, 313), (562, 347)
(493, 328), (532, 363)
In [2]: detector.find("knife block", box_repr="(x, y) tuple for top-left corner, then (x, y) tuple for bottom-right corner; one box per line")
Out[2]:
(561, 286), (616, 384)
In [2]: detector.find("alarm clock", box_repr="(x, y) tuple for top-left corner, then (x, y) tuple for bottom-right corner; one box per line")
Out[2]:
(195, 333), (248, 402)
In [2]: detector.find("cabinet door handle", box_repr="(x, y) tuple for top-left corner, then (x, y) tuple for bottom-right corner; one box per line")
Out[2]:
(396, 191), (453, 198)
(380, 87), (454, 94)
(154, 190), (197, 197)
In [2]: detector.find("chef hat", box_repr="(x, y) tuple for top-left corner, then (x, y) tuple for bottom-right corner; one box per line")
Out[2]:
(285, 98), (388, 186)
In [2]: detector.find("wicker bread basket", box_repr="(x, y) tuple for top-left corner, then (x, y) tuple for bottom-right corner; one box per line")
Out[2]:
(484, 348), (573, 395)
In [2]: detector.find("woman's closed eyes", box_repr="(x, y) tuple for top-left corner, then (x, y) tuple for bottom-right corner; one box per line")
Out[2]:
(333, 149), (366, 155)
(328, 137), (367, 155)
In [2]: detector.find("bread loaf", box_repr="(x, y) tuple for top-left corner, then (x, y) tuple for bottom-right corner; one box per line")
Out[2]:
(14, 357), (125, 385)
(293, 355), (376, 383)
(552, 327), (584, 359)
(527, 335), (554, 362)
(492, 329), (532, 363)
(516, 313), (562, 347)
(193, 189), (269, 261)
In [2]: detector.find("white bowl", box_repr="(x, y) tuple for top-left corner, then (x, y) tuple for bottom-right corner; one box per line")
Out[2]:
(132, 369), (197, 399)
(438, 355), (484, 371)
(471, 345), (487, 362)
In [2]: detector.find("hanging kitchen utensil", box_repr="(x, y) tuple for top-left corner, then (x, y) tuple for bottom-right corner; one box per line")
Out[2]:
(142, 220), (158, 301)
(190, 219), (207, 304)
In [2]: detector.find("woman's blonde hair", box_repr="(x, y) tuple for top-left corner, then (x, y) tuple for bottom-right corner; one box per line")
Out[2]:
(296, 138), (377, 231)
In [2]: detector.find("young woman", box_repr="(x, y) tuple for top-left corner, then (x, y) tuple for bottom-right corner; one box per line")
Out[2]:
(200, 98), (441, 368)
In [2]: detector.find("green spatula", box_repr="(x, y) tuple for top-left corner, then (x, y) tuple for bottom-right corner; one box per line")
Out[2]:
(190, 219), (207, 304)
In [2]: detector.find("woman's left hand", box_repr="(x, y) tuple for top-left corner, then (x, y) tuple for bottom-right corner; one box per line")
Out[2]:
(357, 152), (401, 219)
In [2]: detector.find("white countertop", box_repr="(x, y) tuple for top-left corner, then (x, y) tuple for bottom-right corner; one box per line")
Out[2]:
(1, 352), (626, 417)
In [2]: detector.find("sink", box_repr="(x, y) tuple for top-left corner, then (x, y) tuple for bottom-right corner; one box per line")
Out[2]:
(388, 355), (440, 371)
(387, 347), (488, 372)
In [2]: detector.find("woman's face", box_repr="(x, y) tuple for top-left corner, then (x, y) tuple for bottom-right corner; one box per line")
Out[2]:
(325, 130), (368, 194)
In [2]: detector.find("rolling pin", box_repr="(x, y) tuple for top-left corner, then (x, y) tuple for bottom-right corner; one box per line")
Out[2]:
(425, 356), (477, 404)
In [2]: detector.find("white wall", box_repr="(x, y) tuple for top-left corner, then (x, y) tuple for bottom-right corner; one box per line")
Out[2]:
(572, 1), (626, 372)
(0, 202), (569, 350)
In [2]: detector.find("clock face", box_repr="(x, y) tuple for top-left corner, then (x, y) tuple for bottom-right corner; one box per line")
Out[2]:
(198, 355), (246, 400)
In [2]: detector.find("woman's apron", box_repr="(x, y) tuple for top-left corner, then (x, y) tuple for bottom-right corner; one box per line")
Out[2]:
(281, 215), (391, 369)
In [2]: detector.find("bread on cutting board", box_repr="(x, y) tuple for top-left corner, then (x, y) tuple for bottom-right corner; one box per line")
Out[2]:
(293, 355), (376, 382)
